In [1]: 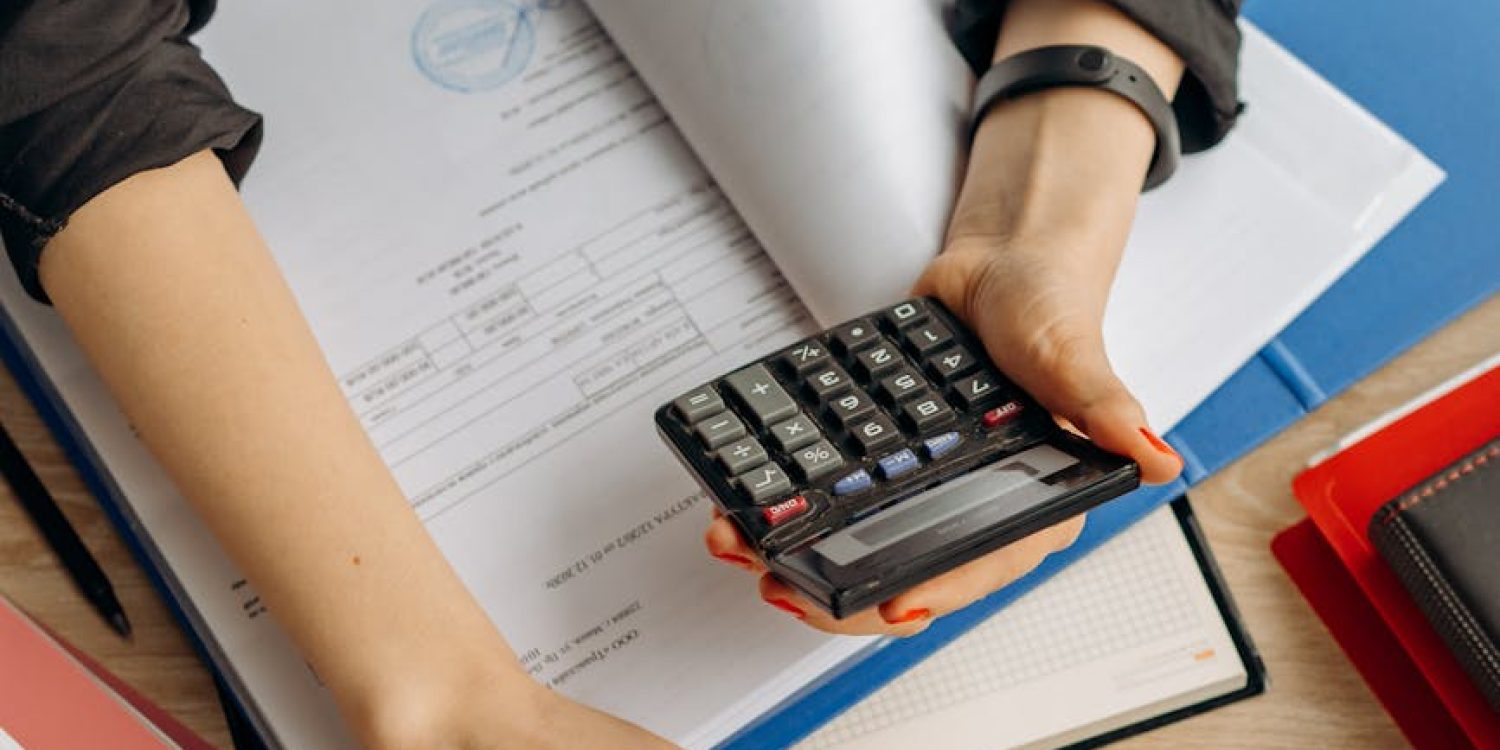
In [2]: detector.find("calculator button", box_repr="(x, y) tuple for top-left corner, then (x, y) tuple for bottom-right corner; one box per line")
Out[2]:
(762, 494), (811, 526)
(768, 414), (820, 453)
(850, 414), (902, 455)
(672, 386), (724, 424)
(696, 413), (747, 449)
(724, 364), (798, 428)
(716, 437), (768, 475)
(981, 400), (1025, 428)
(951, 372), (1004, 410)
(901, 395), (955, 432)
(790, 440), (845, 482)
(902, 321), (953, 356)
(805, 364), (855, 401)
(736, 461), (793, 504)
(778, 340), (832, 375)
(852, 339), (903, 380)
(883, 300), (928, 329)
(876, 448), (920, 479)
(924, 346), (980, 384)
(830, 318), (880, 355)
(826, 388), (878, 429)
(875, 368), (927, 404)
(832, 469), (873, 496)
(922, 431), (963, 460)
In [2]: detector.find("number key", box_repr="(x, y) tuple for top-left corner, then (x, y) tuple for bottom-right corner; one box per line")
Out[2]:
(882, 300), (928, 329)
(901, 394), (954, 432)
(826, 388), (877, 429)
(951, 372), (1004, 410)
(924, 346), (979, 384)
(850, 414), (902, 456)
(875, 367), (927, 404)
(853, 339), (902, 380)
(902, 321), (953, 356)
(806, 364), (854, 401)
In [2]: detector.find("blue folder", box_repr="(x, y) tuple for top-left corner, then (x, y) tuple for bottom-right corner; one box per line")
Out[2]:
(0, 1), (1495, 748)
(729, 0), (1500, 746)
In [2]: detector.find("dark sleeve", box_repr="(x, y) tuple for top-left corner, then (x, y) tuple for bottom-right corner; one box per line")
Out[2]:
(0, 0), (262, 303)
(953, 0), (1243, 153)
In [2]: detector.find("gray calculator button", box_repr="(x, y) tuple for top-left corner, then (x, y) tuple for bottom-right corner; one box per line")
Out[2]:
(695, 412), (747, 449)
(790, 440), (844, 482)
(717, 437), (768, 475)
(673, 386), (724, 424)
(768, 414), (820, 452)
(778, 341), (832, 375)
(736, 461), (793, 503)
(724, 364), (798, 428)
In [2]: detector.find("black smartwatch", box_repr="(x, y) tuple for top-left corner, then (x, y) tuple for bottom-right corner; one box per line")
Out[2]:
(969, 45), (1180, 190)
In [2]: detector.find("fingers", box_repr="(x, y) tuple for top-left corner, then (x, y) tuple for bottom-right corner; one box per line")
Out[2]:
(916, 245), (1183, 485)
(1017, 336), (1182, 484)
(744, 518), (1084, 637)
(758, 574), (933, 637)
(703, 515), (765, 573)
(877, 517), (1083, 624)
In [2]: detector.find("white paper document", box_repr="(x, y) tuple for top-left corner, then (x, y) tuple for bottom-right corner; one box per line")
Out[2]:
(0, 1), (1441, 749)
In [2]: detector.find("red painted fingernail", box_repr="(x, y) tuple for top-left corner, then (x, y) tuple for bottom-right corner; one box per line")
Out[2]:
(1139, 427), (1180, 460)
(767, 598), (806, 619)
(886, 608), (931, 624)
(713, 552), (754, 568)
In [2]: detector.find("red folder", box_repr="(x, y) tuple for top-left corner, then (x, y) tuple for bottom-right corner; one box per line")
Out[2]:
(1284, 359), (1500, 748)
(0, 596), (211, 750)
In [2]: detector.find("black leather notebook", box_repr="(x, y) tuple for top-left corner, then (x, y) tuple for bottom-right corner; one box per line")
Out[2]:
(1369, 437), (1500, 714)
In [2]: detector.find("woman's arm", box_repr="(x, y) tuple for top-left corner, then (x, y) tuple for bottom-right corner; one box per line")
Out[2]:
(706, 0), (1188, 636)
(42, 151), (671, 749)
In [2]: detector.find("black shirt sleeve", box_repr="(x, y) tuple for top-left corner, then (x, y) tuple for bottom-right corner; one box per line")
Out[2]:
(953, 0), (1244, 153)
(0, 0), (261, 302)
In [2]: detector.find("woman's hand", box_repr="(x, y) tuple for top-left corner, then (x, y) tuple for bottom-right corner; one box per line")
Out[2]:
(703, 0), (1187, 636)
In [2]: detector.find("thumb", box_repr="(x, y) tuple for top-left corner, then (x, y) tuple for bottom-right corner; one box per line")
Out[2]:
(994, 326), (1183, 485)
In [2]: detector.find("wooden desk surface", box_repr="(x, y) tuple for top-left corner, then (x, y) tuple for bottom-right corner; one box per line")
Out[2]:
(1, 294), (1495, 749)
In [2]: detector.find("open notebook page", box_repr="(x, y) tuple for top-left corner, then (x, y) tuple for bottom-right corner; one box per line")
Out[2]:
(588, 2), (1443, 433)
(801, 505), (1249, 750)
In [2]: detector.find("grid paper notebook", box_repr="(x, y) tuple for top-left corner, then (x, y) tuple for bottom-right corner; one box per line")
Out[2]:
(801, 505), (1246, 749)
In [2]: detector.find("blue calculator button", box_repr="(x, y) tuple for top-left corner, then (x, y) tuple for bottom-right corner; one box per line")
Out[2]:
(922, 431), (962, 460)
(876, 448), (920, 479)
(832, 469), (873, 496)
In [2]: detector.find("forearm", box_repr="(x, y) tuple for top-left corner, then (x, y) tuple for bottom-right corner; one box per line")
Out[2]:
(40, 152), (539, 748)
(950, 0), (1184, 266)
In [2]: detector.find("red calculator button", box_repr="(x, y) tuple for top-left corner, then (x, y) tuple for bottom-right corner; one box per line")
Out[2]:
(762, 495), (810, 526)
(981, 400), (1024, 429)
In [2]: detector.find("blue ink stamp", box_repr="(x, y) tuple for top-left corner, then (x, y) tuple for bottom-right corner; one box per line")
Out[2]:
(413, 0), (537, 93)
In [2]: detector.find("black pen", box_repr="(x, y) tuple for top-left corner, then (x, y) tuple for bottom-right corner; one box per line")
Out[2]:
(0, 420), (131, 637)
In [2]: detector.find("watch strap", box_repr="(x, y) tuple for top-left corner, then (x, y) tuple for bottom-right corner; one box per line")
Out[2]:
(970, 45), (1181, 190)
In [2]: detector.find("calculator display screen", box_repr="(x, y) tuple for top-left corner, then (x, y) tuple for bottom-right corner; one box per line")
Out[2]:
(811, 443), (1082, 567)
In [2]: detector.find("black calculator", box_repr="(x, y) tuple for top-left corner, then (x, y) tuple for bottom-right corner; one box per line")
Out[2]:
(655, 298), (1140, 618)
